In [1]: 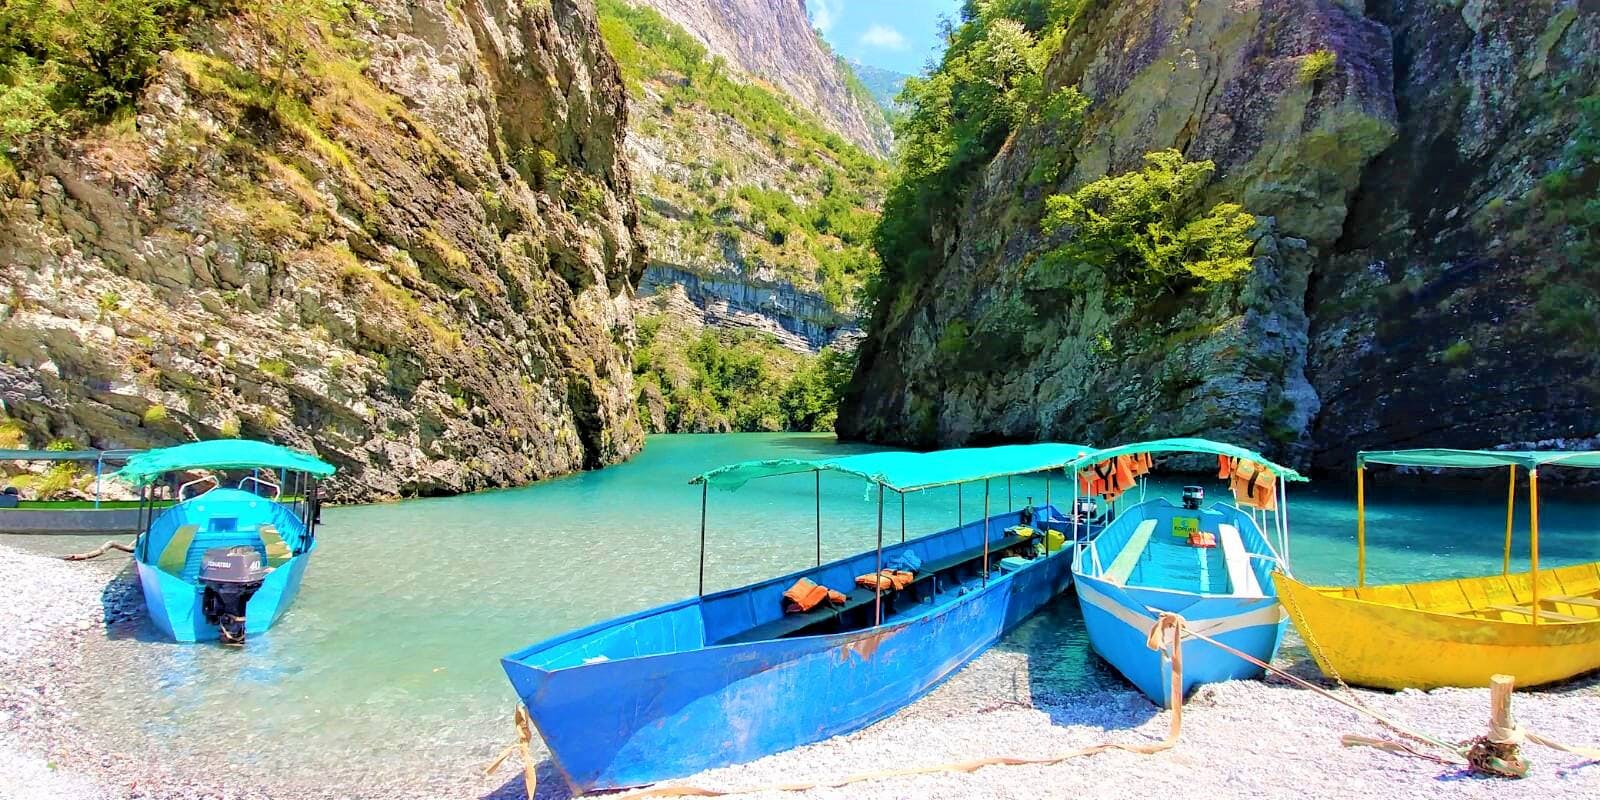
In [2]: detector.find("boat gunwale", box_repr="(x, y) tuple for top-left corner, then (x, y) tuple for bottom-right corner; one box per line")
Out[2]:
(1074, 498), (1282, 601)
(1277, 569), (1600, 628)
(503, 512), (1078, 672)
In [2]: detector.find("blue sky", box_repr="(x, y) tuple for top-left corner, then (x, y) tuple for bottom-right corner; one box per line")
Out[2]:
(809, 0), (963, 76)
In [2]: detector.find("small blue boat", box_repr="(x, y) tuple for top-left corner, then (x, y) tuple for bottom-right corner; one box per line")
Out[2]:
(1067, 439), (1305, 707)
(502, 443), (1100, 792)
(117, 440), (335, 644)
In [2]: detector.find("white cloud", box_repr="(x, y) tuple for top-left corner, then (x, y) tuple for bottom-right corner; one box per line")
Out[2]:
(859, 24), (907, 50)
(811, 0), (840, 33)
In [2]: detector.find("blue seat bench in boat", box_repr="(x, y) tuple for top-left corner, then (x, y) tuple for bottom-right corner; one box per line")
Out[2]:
(715, 532), (1034, 645)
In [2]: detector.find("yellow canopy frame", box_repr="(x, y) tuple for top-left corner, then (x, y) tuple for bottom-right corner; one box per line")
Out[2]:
(1355, 461), (1549, 623)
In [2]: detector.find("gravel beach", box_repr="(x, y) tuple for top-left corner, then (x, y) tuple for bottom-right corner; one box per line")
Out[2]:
(3, 541), (1596, 800)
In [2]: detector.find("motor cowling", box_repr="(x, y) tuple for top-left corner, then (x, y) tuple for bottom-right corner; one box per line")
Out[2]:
(199, 546), (269, 645)
(1182, 485), (1205, 511)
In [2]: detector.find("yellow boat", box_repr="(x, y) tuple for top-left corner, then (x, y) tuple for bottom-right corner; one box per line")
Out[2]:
(1276, 448), (1600, 691)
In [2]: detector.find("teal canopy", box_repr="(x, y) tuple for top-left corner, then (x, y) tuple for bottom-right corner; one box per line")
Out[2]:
(1064, 437), (1308, 482)
(1357, 448), (1600, 471)
(116, 440), (336, 485)
(691, 442), (1095, 493)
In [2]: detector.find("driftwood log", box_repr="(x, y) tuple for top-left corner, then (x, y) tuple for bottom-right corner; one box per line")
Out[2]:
(61, 540), (134, 561)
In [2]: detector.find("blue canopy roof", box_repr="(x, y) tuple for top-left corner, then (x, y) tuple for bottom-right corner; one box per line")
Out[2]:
(691, 442), (1096, 493)
(1064, 437), (1308, 482)
(115, 440), (336, 485)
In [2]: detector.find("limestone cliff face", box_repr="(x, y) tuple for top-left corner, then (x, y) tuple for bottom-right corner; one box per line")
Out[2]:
(631, 0), (892, 156)
(599, 0), (882, 367)
(842, 0), (1600, 468)
(1307, 0), (1600, 467)
(842, 0), (1396, 461)
(0, 0), (644, 500)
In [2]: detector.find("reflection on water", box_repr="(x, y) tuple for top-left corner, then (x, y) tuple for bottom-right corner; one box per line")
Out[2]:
(5, 433), (1598, 786)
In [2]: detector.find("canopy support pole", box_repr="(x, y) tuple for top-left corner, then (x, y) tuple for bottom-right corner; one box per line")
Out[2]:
(1277, 475), (1290, 568)
(1007, 476), (1012, 512)
(94, 456), (102, 509)
(814, 470), (822, 567)
(1529, 468), (1541, 625)
(1071, 474), (1080, 555)
(900, 490), (906, 544)
(1044, 476), (1052, 555)
(983, 480), (991, 587)
(1356, 466), (1367, 587)
(1502, 465), (1516, 576)
(875, 483), (885, 625)
(957, 483), (963, 531)
(697, 482), (708, 597)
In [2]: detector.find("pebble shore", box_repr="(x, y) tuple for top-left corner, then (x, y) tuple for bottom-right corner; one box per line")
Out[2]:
(2, 542), (1596, 800)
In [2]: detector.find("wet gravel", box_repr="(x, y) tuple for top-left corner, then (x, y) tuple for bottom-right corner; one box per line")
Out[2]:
(3, 542), (1596, 800)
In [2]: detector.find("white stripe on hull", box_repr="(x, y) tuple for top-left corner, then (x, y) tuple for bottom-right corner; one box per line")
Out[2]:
(1075, 580), (1285, 641)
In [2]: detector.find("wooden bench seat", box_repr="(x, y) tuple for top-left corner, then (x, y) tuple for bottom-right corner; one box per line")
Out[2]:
(1488, 604), (1587, 623)
(717, 588), (881, 645)
(715, 533), (1033, 645)
(1546, 594), (1600, 609)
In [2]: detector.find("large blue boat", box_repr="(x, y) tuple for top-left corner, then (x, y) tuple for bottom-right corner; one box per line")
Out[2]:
(501, 444), (1100, 793)
(1066, 439), (1305, 707)
(117, 440), (335, 644)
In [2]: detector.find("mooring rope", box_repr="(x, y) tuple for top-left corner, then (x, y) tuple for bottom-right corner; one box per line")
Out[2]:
(489, 612), (1599, 799)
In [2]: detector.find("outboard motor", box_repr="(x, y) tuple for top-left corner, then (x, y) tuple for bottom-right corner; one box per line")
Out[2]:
(1182, 485), (1205, 511)
(199, 546), (269, 645)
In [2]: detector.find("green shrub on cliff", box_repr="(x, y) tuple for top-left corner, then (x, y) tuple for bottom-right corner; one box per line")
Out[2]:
(1298, 49), (1337, 85)
(871, 0), (1086, 326)
(1536, 94), (1600, 351)
(1040, 150), (1257, 298)
(0, 0), (234, 154)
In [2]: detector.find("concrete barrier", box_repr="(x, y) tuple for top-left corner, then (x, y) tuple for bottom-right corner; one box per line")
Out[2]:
(0, 508), (143, 534)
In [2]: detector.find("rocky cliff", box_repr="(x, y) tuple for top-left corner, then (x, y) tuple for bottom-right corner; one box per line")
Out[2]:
(0, 0), (645, 500)
(841, 0), (1599, 469)
(596, 0), (876, 433)
(631, 0), (892, 156)
(1306, 0), (1600, 468)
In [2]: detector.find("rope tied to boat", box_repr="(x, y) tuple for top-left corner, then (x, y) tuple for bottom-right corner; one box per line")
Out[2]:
(519, 612), (1599, 799)
(1177, 614), (1600, 777)
(484, 705), (539, 800)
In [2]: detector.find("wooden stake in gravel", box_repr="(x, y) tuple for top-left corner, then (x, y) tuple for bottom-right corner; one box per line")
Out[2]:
(1465, 674), (1530, 778)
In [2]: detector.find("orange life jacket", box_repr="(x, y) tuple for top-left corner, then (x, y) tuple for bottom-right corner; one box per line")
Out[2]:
(1217, 455), (1235, 479)
(1229, 459), (1277, 511)
(856, 569), (914, 593)
(782, 579), (846, 613)
(1114, 456), (1136, 490)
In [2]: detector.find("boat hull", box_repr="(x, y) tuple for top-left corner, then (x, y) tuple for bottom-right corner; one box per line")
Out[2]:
(1074, 574), (1285, 707)
(135, 552), (311, 642)
(503, 533), (1076, 792)
(1276, 564), (1600, 690)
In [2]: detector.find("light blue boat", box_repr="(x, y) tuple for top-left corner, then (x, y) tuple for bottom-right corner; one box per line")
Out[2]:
(501, 443), (1101, 793)
(117, 440), (335, 644)
(1067, 439), (1306, 707)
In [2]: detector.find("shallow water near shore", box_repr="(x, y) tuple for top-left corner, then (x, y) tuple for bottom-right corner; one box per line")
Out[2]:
(7, 432), (1599, 790)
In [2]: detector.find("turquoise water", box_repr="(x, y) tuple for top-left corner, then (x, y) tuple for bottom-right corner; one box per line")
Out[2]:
(8, 433), (1599, 787)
